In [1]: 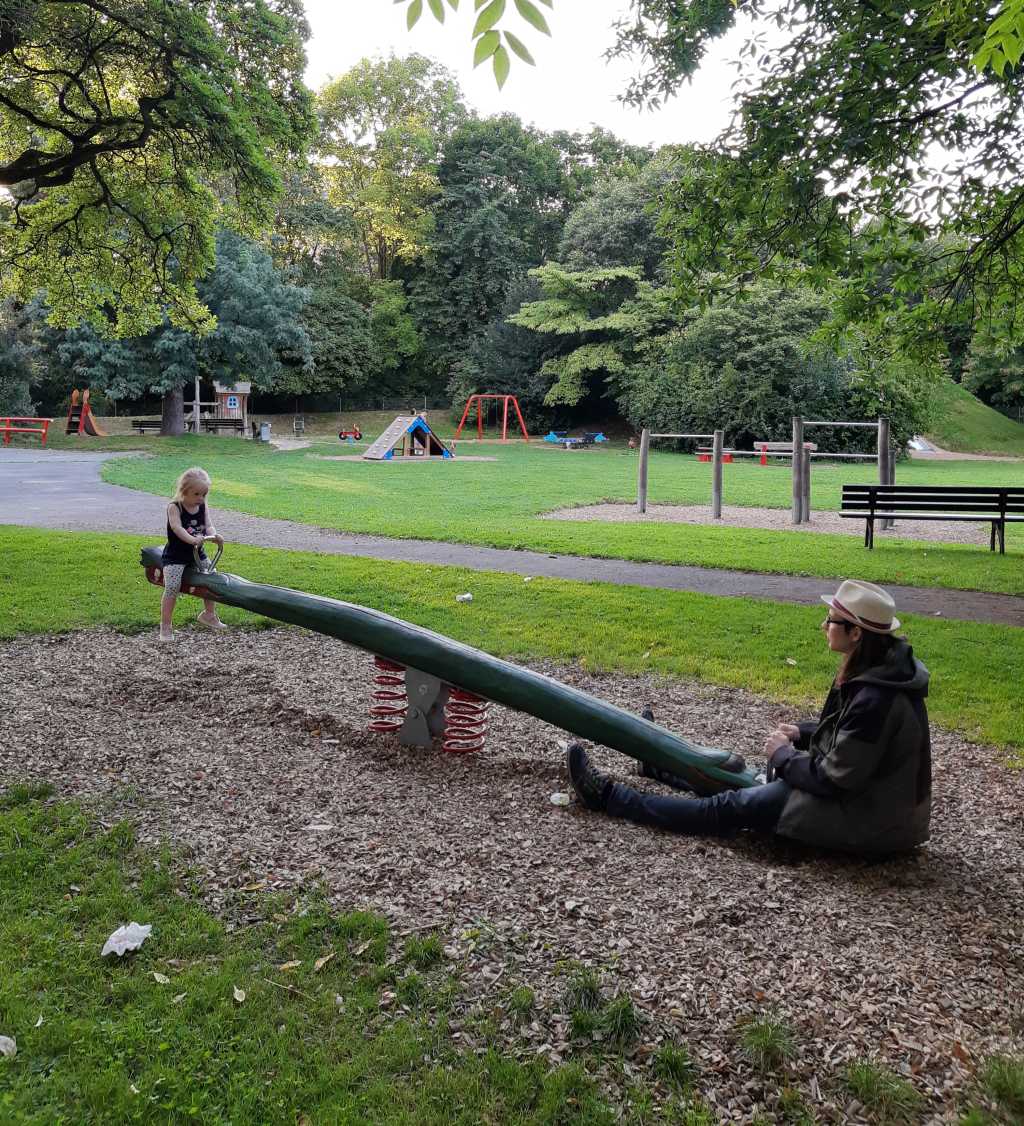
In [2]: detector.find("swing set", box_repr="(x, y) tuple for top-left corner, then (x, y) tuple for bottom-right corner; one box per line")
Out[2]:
(453, 395), (530, 442)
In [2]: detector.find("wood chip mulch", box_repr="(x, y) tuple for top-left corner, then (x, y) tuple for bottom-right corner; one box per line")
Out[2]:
(3, 627), (1022, 1123)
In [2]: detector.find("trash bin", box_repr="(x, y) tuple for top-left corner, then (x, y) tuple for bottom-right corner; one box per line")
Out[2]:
(259, 422), (271, 443)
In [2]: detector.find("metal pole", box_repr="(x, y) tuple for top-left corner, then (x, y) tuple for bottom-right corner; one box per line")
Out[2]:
(791, 416), (803, 524)
(637, 428), (650, 514)
(193, 375), (200, 432)
(712, 429), (724, 518)
(878, 417), (892, 529)
(802, 447), (811, 523)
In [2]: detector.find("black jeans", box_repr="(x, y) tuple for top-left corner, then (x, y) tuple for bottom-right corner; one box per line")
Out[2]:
(606, 779), (792, 838)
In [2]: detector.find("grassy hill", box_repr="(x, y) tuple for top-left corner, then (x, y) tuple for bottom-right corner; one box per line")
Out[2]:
(925, 380), (1024, 456)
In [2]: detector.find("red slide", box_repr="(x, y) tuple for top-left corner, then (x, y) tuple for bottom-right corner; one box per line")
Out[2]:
(65, 388), (108, 436)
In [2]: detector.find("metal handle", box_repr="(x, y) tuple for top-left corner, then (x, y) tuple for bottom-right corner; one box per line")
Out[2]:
(192, 539), (223, 574)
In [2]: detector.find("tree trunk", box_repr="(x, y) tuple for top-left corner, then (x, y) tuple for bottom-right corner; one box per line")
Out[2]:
(161, 385), (185, 436)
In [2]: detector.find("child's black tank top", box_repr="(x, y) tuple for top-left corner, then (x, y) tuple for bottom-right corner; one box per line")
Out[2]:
(163, 501), (208, 565)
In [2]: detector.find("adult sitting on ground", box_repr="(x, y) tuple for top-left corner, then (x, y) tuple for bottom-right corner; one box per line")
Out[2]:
(568, 580), (931, 855)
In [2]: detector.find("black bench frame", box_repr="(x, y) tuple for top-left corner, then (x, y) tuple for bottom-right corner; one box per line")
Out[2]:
(194, 417), (245, 434)
(131, 419), (162, 434)
(841, 484), (1024, 552)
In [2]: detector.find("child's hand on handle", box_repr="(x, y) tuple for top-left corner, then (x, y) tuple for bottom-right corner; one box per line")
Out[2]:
(206, 534), (225, 547)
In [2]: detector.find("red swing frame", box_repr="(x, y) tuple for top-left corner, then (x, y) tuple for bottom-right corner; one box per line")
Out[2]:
(453, 395), (530, 442)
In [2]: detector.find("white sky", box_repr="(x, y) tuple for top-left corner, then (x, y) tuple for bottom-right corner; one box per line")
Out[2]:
(302, 0), (748, 147)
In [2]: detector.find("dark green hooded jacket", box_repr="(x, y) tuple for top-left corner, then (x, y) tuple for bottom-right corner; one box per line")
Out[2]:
(771, 639), (931, 854)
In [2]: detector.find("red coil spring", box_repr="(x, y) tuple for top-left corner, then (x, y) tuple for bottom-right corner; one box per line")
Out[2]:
(442, 688), (489, 754)
(368, 657), (407, 733)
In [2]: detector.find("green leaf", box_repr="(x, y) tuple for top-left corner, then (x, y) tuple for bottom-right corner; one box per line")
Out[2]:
(504, 30), (535, 64)
(473, 0), (505, 37)
(513, 0), (550, 35)
(427, 0), (445, 21)
(446, 0), (459, 7)
(492, 44), (511, 88)
(473, 30), (500, 66)
(407, 0), (423, 29)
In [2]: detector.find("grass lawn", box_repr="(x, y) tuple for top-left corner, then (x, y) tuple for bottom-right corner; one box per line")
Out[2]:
(0, 787), (643, 1124)
(924, 380), (1024, 456)
(97, 438), (1024, 595)
(2, 527), (1022, 750)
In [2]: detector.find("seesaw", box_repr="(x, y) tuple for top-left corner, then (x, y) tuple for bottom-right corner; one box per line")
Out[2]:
(141, 545), (755, 795)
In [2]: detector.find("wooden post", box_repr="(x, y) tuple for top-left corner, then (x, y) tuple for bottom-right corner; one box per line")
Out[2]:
(501, 396), (509, 442)
(637, 428), (650, 514)
(878, 416), (892, 529)
(802, 447), (811, 522)
(791, 416), (803, 523)
(712, 429), (724, 518)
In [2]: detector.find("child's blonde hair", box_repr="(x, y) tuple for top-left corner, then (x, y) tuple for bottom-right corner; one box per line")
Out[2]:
(172, 466), (211, 503)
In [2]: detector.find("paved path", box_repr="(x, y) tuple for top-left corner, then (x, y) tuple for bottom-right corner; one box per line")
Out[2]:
(4, 448), (1022, 627)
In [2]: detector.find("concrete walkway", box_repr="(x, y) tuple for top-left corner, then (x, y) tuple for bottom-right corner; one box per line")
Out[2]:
(4, 448), (1022, 627)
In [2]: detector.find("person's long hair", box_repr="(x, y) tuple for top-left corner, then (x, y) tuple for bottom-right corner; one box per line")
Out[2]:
(837, 628), (899, 684)
(172, 466), (211, 503)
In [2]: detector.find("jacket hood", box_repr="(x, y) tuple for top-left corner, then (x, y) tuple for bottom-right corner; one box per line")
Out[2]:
(851, 638), (929, 697)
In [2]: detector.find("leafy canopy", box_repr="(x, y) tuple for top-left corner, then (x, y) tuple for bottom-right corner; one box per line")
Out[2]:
(0, 0), (314, 336)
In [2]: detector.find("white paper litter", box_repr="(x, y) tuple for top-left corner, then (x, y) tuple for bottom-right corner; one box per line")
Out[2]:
(101, 922), (152, 957)
(455, 593), (473, 603)
(549, 792), (571, 807)
(0, 1036), (16, 1058)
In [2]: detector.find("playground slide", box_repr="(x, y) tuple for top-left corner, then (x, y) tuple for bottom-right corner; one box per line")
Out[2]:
(140, 547), (756, 794)
(81, 407), (107, 437)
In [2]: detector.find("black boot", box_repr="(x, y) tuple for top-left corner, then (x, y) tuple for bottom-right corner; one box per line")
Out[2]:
(567, 744), (613, 812)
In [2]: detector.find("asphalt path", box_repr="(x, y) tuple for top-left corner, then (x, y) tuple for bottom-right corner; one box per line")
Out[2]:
(3, 448), (1022, 627)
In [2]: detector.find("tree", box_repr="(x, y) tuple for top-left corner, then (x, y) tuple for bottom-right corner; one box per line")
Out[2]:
(615, 284), (933, 450)
(409, 114), (567, 370)
(556, 154), (674, 279)
(0, 0), (314, 335)
(316, 54), (466, 280)
(508, 264), (673, 407)
(0, 299), (35, 415)
(53, 230), (311, 432)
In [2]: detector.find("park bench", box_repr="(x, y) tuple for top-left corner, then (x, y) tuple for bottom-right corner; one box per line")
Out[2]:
(0, 416), (53, 446)
(197, 417), (245, 435)
(132, 419), (163, 434)
(841, 484), (1024, 552)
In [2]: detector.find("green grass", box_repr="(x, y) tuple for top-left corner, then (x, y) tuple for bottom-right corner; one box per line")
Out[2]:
(843, 1060), (923, 1123)
(0, 789), (633, 1124)
(924, 381), (1024, 456)
(98, 437), (1024, 595)
(737, 1013), (797, 1072)
(2, 526), (1023, 749)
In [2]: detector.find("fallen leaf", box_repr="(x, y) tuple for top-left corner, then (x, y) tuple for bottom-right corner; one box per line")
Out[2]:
(34, 1015), (43, 1028)
(153, 972), (170, 985)
(314, 953), (336, 973)
(233, 986), (246, 1003)
(172, 993), (187, 1005)
(278, 960), (302, 972)
(785, 658), (798, 666)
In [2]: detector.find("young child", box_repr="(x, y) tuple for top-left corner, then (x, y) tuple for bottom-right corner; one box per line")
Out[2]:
(160, 466), (227, 642)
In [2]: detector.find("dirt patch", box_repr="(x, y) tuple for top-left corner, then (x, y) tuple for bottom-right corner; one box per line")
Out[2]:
(2, 626), (1021, 1122)
(543, 502), (998, 547)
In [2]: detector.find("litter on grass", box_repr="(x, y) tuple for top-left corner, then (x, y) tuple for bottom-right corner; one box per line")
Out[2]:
(101, 922), (152, 957)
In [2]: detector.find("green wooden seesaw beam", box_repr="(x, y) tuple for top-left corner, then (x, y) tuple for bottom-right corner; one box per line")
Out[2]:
(140, 546), (755, 794)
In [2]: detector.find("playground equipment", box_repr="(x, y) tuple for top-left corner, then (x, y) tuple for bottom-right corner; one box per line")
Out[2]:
(139, 546), (755, 795)
(363, 415), (453, 460)
(65, 389), (108, 436)
(454, 394), (530, 442)
(1, 416), (53, 446)
(790, 416), (894, 526)
(543, 430), (608, 450)
(637, 430), (726, 518)
(338, 423), (363, 442)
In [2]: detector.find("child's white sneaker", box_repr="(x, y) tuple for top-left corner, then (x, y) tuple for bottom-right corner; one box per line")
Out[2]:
(196, 611), (228, 631)
(158, 627), (175, 643)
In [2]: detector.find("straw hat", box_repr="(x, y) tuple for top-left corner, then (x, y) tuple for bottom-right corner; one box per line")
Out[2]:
(821, 580), (900, 634)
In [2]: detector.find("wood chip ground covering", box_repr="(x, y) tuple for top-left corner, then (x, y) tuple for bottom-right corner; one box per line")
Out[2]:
(3, 627), (1022, 1123)
(542, 503), (1000, 547)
